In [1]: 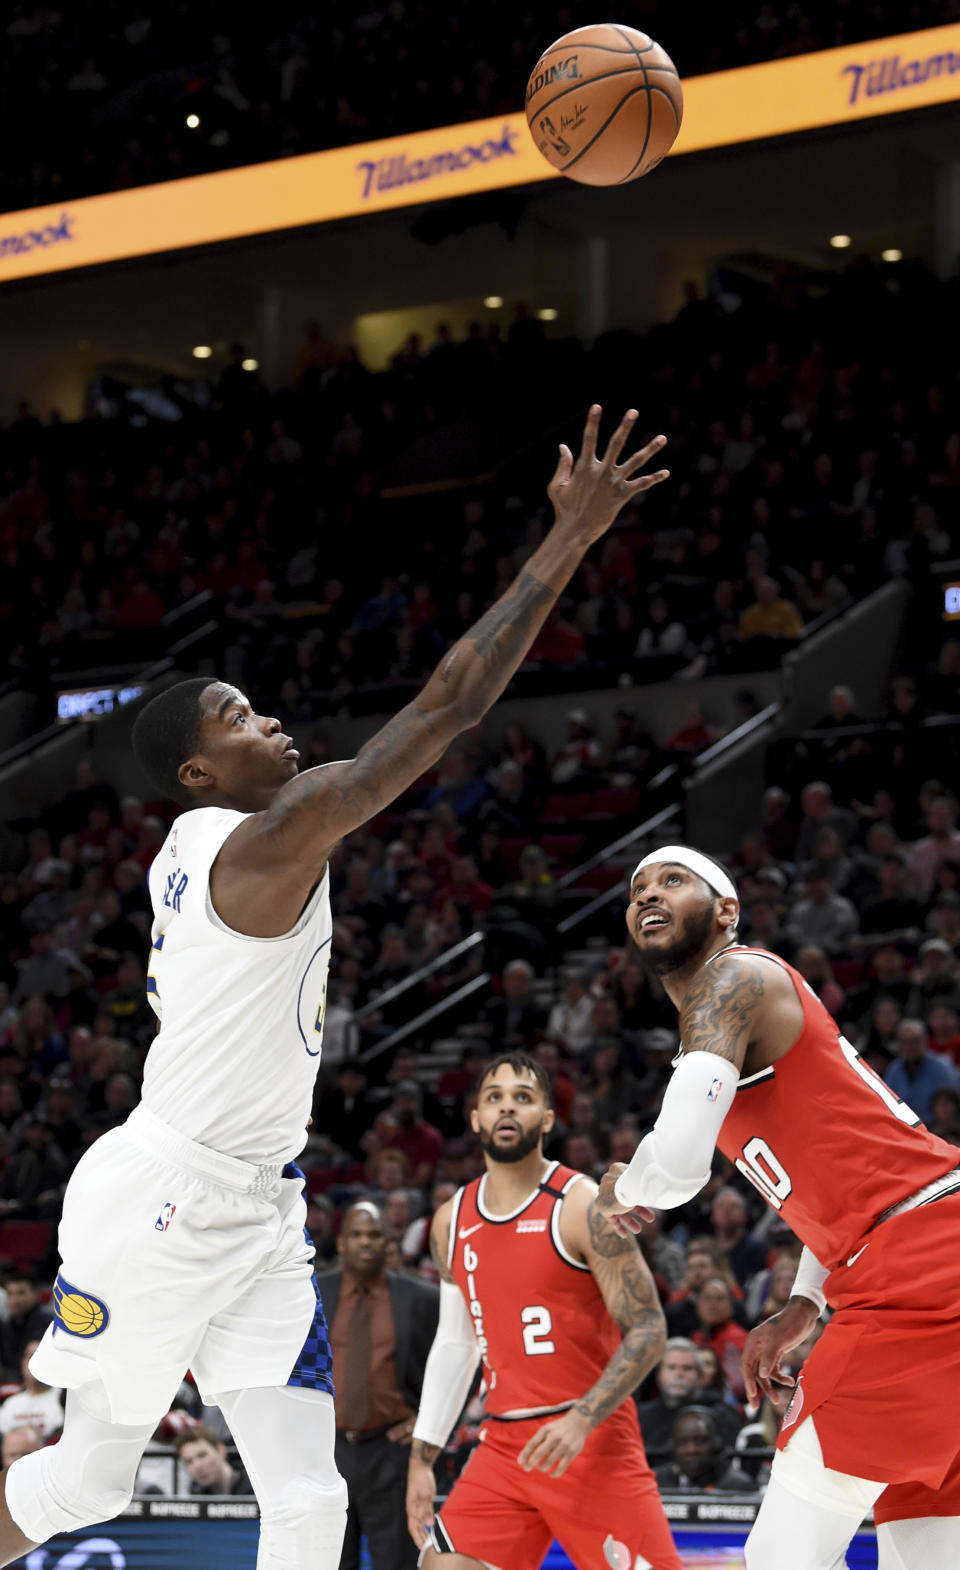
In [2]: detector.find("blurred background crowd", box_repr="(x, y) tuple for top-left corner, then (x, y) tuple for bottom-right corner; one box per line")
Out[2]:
(4, 253), (959, 725)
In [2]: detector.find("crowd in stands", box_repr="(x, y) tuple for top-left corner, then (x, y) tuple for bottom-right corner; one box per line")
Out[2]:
(4, 254), (960, 734)
(2, 1), (955, 213)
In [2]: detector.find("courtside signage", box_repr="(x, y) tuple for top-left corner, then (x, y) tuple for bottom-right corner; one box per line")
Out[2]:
(0, 23), (957, 283)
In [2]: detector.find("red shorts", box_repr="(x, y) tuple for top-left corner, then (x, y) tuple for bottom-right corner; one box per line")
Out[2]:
(777, 1194), (960, 1490)
(876, 1443), (960, 1527)
(432, 1411), (682, 1570)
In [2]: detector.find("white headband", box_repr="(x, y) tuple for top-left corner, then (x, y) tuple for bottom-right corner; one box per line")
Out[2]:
(631, 845), (738, 903)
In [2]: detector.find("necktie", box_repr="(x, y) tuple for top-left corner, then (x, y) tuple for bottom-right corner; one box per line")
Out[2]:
(341, 1283), (371, 1430)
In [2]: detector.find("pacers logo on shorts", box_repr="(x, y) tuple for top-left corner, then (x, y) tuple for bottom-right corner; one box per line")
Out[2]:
(52, 1272), (110, 1338)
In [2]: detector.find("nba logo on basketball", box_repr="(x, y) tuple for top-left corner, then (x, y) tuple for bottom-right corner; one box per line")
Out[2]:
(155, 1202), (177, 1233)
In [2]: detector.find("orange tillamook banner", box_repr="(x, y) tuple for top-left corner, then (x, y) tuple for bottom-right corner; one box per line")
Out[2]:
(0, 23), (957, 283)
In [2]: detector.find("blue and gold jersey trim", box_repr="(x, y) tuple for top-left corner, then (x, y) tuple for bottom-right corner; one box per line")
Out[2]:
(52, 1272), (110, 1338)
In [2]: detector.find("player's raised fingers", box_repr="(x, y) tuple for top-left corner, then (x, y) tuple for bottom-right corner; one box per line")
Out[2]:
(579, 403), (602, 463)
(620, 433), (667, 476)
(624, 468), (671, 495)
(600, 408), (638, 468)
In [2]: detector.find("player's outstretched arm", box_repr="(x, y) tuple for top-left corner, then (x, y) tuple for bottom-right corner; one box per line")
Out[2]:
(237, 408), (668, 885)
(406, 1204), (481, 1549)
(518, 1183), (666, 1478)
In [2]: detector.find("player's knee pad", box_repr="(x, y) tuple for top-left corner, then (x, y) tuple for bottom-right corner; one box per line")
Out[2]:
(6, 1444), (135, 1546)
(257, 1471), (348, 1568)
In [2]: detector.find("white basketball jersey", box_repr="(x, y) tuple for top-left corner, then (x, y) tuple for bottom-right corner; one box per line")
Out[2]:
(142, 805), (332, 1164)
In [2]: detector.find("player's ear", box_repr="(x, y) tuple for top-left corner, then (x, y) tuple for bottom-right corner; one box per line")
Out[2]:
(178, 754), (214, 791)
(542, 1106), (555, 1135)
(469, 1106), (480, 1135)
(717, 896), (739, 930)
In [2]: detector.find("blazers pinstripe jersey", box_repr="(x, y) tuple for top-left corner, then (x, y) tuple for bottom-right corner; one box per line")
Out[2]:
(142, 805), (332, 1165)
(449, 1162), (640, 1432)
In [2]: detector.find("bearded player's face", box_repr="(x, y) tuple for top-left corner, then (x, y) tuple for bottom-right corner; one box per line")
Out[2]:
(625, 862), (720, 978)
(471, 1067), (554, 1164)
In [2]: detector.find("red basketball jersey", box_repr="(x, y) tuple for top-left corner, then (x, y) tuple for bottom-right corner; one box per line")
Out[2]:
(449, 1161), (637, 1427)
(715, 947), (959, 1270)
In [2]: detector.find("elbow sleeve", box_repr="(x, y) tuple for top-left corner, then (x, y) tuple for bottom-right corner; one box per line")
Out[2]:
(412, 1281), (481, 1451)
(614, 1051), (739, 1210)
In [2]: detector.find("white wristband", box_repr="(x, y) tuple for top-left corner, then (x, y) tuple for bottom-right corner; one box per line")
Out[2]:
(613, 1051), (739, 1211)
(790, 1246), (828, 1317)
(411, 1281), (481, 1451)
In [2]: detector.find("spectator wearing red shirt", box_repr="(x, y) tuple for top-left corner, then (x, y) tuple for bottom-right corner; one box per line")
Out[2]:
(116, 576), (166, 628)
(667, 699), (718, 754)
(432, 856), (493, 917)
(378, 1082), (445, 1187)
(130, 816), (168, 875)
(528, 608), (585, 667)
(691, 1277), (749, 1402)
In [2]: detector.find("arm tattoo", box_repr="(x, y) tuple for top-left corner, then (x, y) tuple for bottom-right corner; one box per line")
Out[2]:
(575, 1201), (666, 1427)
(679, 955), (766, 1064)
(410, 1438), (442, 1464)
(429, 1221), (455, 1284)
(587, 1198), (637, 1259)
(467, 570), (556, 682)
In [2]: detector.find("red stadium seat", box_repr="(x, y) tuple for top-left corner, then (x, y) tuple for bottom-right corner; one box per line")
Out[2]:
(542, 794), (592, 822)
(585, 788), (640, 819)
(575, 865), (626, 892)
(540, 834), (586, 866)
(0, 1221), (51, 1266)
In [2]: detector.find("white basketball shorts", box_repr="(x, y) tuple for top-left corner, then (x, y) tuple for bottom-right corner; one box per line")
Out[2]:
(30, 1104), (332, 1426)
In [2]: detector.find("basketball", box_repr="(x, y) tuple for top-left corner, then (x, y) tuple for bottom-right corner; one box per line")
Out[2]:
(525, 24), (683, 186)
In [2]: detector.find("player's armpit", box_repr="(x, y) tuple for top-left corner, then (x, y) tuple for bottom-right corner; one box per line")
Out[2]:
(570, 1199), (667, 1427)
(678, 952), (769, 1068)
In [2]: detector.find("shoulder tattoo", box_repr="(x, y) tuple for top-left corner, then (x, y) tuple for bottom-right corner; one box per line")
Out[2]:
(679, 954), (766, 1063)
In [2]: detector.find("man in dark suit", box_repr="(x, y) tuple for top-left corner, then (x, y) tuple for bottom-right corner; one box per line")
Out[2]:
(318, 1202), (439, 1570)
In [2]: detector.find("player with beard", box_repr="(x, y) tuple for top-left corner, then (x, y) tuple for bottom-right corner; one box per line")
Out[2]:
(594, 844), (960, 1570)
(405, 1051), (682, 1570)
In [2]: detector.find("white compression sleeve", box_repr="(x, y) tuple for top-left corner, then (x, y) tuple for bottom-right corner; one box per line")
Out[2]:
(790, 1245), (828, 1316)
(411, 1280), (481, 1451)
(613, 1050), (739, 1210)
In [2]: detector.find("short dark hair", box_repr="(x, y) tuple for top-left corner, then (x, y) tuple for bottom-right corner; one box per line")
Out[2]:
(4, 1270), (36, 1289)
(131, 678), (213, 805)
(173, 1423), (224, 1456)
(476, 1051), (553, 1107)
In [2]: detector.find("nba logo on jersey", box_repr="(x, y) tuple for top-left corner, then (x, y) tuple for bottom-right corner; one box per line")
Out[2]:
(155, 1202), (177, 1233)
(169, 826), (178, 857)
(707, 1077), (723, 1102)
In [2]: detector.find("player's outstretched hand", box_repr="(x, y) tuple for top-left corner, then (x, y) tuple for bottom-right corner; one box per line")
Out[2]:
(742, 1298), (820, 1410)
(405, 1454), (436, 1550)
(595, 1162), (655, 1237)
(518, 1407), (592, 1479)
(548, 405), (669, 550)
